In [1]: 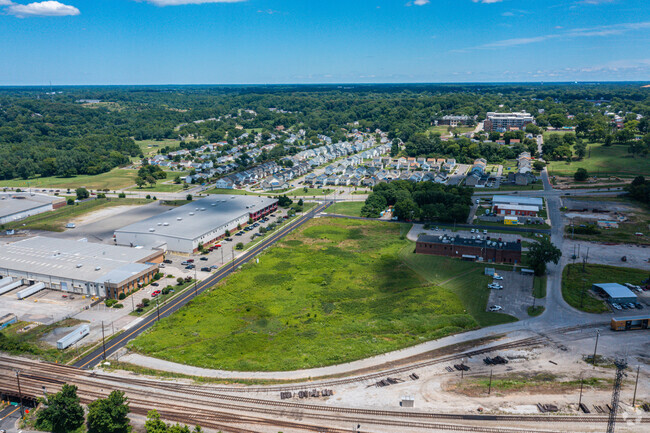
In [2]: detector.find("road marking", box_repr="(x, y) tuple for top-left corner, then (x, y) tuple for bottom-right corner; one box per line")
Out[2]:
(77, 203), (328, 368)
(0, 406), (20, 421)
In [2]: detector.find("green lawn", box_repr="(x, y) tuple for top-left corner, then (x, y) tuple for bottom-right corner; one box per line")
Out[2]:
(285, 188), (333, 197)
(326, 201), (365, 217)
(428, 125), (475, 136)
(527, 306), (545, 317)
(491, 183), (544, 191)
(130, 218), (511, 371)
(135, 139), (181, 158)
(4, 198), (153, 232)
(533, 276), (547, 298)
(0, 168), (138, 191)
(205, 188), (255, 195)
(127, 182), (187, 193)
(548, 142), (650, 177)
(561, 264), (649, 313)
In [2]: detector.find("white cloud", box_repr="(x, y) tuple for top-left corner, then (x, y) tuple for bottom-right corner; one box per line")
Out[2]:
(414, 0), (430, 5)
(472, 0), (503, 4)
(141, 0), (247, 6)
(0, 0), (14, 5)
(470, 21), (650, 49)
(5, 1), (80, 17)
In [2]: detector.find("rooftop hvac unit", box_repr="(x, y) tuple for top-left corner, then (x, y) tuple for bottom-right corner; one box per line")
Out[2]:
(163, 222), (169, 226)
(177, 217), (182, 221)
(200, 208), (206, 211)
(95, 266), (101, 271)
(189, 212), (195, 216)
(149, 228), (155, 232)
(211, 203), (216, 206)
(157, 222), (162, 226)
(76, 264), (83, 268)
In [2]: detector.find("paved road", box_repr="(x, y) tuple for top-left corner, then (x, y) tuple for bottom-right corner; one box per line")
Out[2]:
(0, 405), (20, 433)
(72, 201), (330, 369)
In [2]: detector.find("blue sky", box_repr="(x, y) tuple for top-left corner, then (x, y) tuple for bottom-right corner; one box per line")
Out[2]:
(1, 0), (649, 85)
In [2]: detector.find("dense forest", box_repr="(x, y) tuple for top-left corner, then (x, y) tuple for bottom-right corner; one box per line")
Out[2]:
(0, 83), (648, 180)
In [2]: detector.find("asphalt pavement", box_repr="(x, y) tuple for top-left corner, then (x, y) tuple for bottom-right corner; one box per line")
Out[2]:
(72, 201), (330, 369)
(0, 405), (20, 433)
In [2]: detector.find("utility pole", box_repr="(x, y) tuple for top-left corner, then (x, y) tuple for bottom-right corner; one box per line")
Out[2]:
(231, 248), (235, 272)
(101, 321), (106, 360)
(592, 330), (600, 366)
(632, 365), (640, 407)
(156, 295), (160, 321)
(194, 265), (197, 296)
(16, 371), (24, 419)
(606, 359), (627, 433)
(131, 293), (135, 312)
(488, 369), (493, 395)
(578, 372), (584, 408)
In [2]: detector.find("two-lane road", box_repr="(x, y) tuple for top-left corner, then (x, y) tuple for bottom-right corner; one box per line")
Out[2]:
(73, 201), (330, 369)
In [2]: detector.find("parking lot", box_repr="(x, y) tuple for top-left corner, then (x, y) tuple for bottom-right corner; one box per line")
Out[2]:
(0, 287), (93, 325)
(486, 270), (539, 320)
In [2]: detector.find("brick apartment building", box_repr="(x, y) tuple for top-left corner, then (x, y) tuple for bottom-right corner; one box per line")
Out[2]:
(415, 234), (522, 264)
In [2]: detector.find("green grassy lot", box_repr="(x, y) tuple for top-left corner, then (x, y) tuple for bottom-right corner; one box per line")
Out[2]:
(4, 198), (153, 232)
(428, 125), (475, 136)
(533, 276), (547, 298)
(476, 219), (551, 230)
(130, 218), (513, 371)
(561, 264), (649, 313)
(527, 306), (545, 317)
(205, 188), (255, 195)
(490, 183), (544, 191)
(565, 219), (650, 246)
(135, 139), (181, 158)
(285, 188), (333, 197)
(0, 168), (138, 191)
(326, 201), (365, 217)
(548, 142), (650, 177)
(127, 182), (187, 193)
(452, 372), (610, 396)
(0, 319), (90, 363)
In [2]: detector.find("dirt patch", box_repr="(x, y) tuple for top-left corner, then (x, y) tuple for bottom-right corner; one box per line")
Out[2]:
(72, 205), (142, 225)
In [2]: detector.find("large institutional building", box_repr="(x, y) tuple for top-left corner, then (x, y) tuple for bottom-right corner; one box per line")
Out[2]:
(0, 237), (163, 299)
(115, 195), (278, 254)
(416, 234), (522, 264)
(484, 112), (535, 132)
(0, 192), (66, 225)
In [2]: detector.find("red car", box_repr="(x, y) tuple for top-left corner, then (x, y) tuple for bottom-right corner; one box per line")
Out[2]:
(151, 290), (161, 297)
(187, 259), (194, 263)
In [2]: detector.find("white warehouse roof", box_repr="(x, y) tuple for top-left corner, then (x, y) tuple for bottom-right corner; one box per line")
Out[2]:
(115, 194), (278, 242)
(492, 196), (543, 208)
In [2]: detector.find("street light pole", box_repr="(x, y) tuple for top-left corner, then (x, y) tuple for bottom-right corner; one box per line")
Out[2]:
(101, 321), (106, 361)
(156, 295), (160, 321)
(16, 371), (24, 419)
(578, 372), (584, 408)
(632, 365), (640, 407)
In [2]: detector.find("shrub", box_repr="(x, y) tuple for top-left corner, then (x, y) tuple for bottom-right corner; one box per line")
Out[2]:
(235, 242), (244, 250)
(104, 299), (118, 307)
(574, 168), (589, 181)
(118, 293), (126, 300)
(118, 192), (126, 198)
(186, 194), (193, 201)
(146, 194), (151, 199)
(177, 277), (184, 285)
(141, 298), (151, 307)
(67, 198), (74, 205)
(152, 196), (157, 200)
(113, 303), (124, 309)
(153, 272), (163, 280)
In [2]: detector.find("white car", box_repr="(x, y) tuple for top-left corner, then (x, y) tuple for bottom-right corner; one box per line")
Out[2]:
(488, 305), (503, 312)
(493, 275), (503, 280)
(488, 283), (503, 289)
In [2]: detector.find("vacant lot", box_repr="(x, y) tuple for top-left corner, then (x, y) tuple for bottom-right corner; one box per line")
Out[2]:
(548, 142), (649, 177)
(5, 198), (152, 232)
(562, 264), (648, 313)
(135, 139), (180, 158)
(130, 218), (510, 371)
(0, 168), (138, 191)
(326, 201), (365, 217)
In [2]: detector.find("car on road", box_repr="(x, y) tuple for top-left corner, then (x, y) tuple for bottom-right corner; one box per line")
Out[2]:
(488, 305), (503, 312)
(151, 290), (161, 297)
(488, 283), (503, 289)
(492, 275), (503, 280)
(200, 257), (208, 261)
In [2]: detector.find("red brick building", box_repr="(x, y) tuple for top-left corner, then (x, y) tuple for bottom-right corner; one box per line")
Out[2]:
(493, 204), (538, 217)
(416, 235), (522, 264)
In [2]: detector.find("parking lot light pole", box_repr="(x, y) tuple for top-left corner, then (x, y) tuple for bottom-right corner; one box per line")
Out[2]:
(156, 295), (160, 321)
(592, 330), (600, 367)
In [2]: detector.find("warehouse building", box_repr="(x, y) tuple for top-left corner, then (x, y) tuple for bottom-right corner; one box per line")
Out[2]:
(493, 204), (539, 217)
(492, 195), (543, 209)
(0, 192), (66, 225)
(115, 195), (278, 254)
(592, 283), (638, 305)
(0, 237), (163, 299)
(415, 234), (522, 264)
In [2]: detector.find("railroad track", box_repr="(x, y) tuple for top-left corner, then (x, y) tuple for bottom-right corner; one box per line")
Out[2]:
(1, 360), (646, 426)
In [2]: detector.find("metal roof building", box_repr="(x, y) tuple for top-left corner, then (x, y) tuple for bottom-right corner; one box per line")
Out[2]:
(592, 283), (638, 304)
(114, 194), (278, 254)
(0, 192), (66, 225)
(492, 195), (543, 208)
(0, 237), (163, 299)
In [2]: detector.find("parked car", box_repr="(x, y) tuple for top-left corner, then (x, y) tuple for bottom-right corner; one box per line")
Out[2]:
(187, 259), (194, 263)
(185, 264), (195, 269)
(225, 238), (233, 241)
(488, 305), (503, 312)
(493, 275), (503, 280)
(200, 267), (211, 272)
(151, 282), (159, 287)
(200, 257), (208, 261)
(483, 229), (488, 234)
(151, 290), (161, 297)
(635, 303), (644, 309)
(488, 283), (503, 289)
(159, 263), (165, 268)
(163, 259), (172, 264)
(181, 261), (189, 266)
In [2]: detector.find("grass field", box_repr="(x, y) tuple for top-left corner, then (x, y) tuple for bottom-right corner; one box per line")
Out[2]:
(4, 198), (152, 232)
(547, 142), (650, 177)
(326, 201), (365, 217)
(561, 264), (648, 313)
(205, 188), (255, 195)
(0, 168), (139, 191)
(491, 183), (544, 191)
(130, 218), (513, 371)
(135, 139), (181, 158)
(285, 188), (333, 197)
(428, 125), (475, 136)
(127, 182), (187, 193)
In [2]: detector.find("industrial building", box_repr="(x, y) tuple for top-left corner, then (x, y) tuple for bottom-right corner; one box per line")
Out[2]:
(115, 195), (278, 254)
(0, 237), (163, 299)
(491, 195), (543, 209)
(592, 283), (638, 305)
(484, 112), (535, 132)
(494, 204), (539, 217)
(415, 234), (522, 264)
(0, 192), (66, 225)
